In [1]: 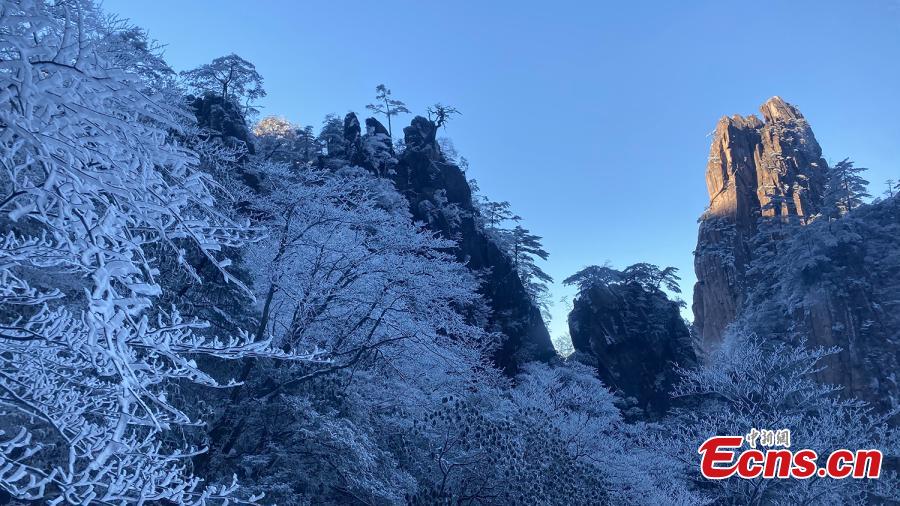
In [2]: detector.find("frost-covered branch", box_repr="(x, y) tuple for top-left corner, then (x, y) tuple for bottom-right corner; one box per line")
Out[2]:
(0, 1), (320, 502)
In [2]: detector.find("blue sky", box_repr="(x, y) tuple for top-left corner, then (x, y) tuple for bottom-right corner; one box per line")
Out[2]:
(105, 0), (900, 343)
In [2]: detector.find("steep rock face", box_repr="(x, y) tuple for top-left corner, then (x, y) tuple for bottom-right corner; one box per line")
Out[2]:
(395, 117), (556, 372)
(736, 194), (900, 410)
(568, 282), (696, 419)
(188, 93), (262, 192)
(341, 114), (555, 373)
(693, 97), (827, 353)
(693, 98), (900, 410)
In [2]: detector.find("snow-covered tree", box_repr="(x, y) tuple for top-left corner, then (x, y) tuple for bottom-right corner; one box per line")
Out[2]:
(408, 387), (609, 504)
(551, 331), (576, 357)
(242, 164), (489, 362)
(94, 20), (174, 93)
(182, 53), (266, 117)
(253, 115), (299, 163)
(823, 158), (870, 219)
(318, 113), (347, 159)
(402, 361), (696, 504)
(192, 160), (501, 500)
(514, 362), (699, 504)
(0, 2), (316, 502)
(663, 336), (899, 504)
(253, 115), (295, 139)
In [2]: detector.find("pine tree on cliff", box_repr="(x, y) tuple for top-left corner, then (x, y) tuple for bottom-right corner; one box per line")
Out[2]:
(505, 225), (553, 318)
(884, 178), (898, 199)
(427, 103), (461, 129)
(181, 53), (266, 116)
(565, 263), (682, 300)
(823, 158), (870, 218)
(477, 197), (520, 230)
(366, 84), (410, 137)
(562, 264), (623, 292)
(622, 263), (682, 294)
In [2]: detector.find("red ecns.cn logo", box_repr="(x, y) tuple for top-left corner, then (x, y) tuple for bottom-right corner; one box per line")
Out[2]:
(698, 433), (882, 480)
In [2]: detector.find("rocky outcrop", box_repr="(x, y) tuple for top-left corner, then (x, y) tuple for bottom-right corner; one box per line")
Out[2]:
(568, 281), (696, 420)
(394, 117), (556, 372)
(693, 97), (827, 353)
(693, 98), (900, 411)
(735, 193), (900, 410)
(189, 93), (254, 154)
(338, 114), (555, 373)
(188, 93), (263, 192)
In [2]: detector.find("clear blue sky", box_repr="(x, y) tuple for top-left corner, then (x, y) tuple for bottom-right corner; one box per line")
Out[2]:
(105, 0), (900, 344)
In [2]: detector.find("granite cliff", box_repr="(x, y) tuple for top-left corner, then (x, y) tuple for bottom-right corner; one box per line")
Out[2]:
(693, 96), (827, 353)
(693, 97), (900, 410)
(336, 113), (556, 373)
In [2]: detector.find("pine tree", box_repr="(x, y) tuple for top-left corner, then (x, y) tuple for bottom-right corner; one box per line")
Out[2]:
(318, 114), (347, 159)
(622, 263), (682, 293)
(505, 225), (553, 317)
(295, 124), (321, 163)
(426, 103), (461, 129)
(562, 263), (623, 292)
(564, 263), (680, 295)
(182, 53), (266, 116)
(823, 158), (870, 218)
(885, 179), (897, 199)
(365, 84), (410, 137)
(477, 198), (520, 230)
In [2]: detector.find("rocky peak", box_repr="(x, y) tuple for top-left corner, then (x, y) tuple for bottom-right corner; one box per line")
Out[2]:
(332, 113), (394, 175)
(568, 280), (696, 420)
(189, 93), (254, 154)
(392, 117), (555, 373)
(326, 113), (554, 373)
(343, 112), (361, 145)
(365, 117), (390, 137)
(693, 97), (828, 354)
(403, 115), (442, 160)
(760, 95), (804, 123)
